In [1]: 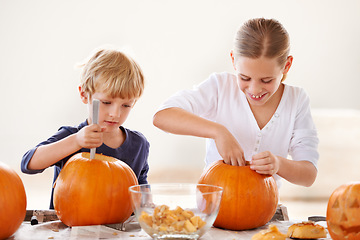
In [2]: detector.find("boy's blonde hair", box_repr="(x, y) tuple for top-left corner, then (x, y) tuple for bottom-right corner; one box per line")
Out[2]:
(79, 47), (144, 99)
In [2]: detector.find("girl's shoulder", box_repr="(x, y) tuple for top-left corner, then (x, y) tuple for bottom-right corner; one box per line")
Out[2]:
(283, 84), (310, 100)
(192, 72), (237, 95)
(282, 84), (312, 113)
(208, 72), (237, 83)
(205, 72), (238, 89)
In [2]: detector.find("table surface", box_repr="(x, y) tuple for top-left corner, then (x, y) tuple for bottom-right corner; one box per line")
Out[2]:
(11, 219), (331, 240)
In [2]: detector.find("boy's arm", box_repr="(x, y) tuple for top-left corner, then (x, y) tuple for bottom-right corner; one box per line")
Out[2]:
(28, 134), (81, 170)
(153, 107), (246, 166)
(28, 124), (103, 170)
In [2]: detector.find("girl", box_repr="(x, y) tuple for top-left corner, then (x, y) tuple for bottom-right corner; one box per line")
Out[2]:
(153, 18), (319, 188)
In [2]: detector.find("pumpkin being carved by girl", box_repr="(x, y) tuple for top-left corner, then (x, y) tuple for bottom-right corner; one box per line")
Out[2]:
(198, 160), (278, 230)
(0, 162), (27, 240)
(53, 152), (138, 226)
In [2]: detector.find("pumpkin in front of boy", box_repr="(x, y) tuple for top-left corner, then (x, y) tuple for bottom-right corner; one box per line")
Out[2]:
(198, 160), (278, 230)
(326, 182), (360, 240)
(53, 152), (138, 226)
(0, 162), (27, 240)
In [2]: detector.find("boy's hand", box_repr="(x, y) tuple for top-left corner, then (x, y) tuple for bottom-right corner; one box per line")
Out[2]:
(76, 124), (104, 149)
(250, 151), (280, 175)
(214, 128), (246, 166)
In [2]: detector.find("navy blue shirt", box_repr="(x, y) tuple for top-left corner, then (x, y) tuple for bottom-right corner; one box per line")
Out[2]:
(21, 120), (150, 209)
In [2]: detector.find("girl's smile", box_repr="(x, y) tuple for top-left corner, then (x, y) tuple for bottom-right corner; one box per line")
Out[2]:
(248, 92), (268, 101)
(231, 55), (292, 108)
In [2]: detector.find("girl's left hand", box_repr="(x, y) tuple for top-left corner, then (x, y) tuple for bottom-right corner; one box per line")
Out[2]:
(250, 151), (280, 175)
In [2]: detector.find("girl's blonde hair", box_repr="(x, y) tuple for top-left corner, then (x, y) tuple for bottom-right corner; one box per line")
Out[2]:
(233, 18), (290, 79)
(79, 47), (144, 99)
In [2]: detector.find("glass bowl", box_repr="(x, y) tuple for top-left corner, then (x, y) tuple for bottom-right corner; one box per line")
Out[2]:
(129, 183), (223, 239)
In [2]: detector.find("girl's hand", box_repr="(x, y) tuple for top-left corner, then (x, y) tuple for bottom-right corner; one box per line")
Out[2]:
(214, 127), (246, 166)
(250, 151), (280, 175)
(75, 124), (104, 149)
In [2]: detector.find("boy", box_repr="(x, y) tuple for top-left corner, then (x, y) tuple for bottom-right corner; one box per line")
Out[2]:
(21, 47), (149, 209)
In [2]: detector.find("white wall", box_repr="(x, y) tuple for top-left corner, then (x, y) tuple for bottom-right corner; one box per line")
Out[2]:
(1, 0), (360, 209)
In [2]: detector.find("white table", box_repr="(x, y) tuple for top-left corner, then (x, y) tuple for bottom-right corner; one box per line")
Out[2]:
(12, 219), (331, 240)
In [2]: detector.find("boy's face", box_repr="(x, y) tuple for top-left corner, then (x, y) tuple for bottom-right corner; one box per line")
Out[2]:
(82, 89), (136, 133)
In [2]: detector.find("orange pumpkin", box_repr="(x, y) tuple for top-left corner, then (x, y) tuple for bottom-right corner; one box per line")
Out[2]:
(327, 182), (360, 240)
(0, 162), (27, 240)
(198, 160), (278, 230)
(53, 152), (138, 226)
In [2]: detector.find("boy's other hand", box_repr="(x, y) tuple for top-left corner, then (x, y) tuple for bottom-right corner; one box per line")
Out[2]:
(76, 124), (104, 149)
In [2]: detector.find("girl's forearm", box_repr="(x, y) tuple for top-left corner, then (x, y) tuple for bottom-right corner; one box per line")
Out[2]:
(153, 108), (224, 139)
(154, 107), (246, 166)
(277, 157), (317, 187)
(27, 134), (82, 170)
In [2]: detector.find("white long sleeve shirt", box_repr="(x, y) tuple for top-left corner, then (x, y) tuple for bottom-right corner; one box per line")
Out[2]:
(157, 72), (319, 187)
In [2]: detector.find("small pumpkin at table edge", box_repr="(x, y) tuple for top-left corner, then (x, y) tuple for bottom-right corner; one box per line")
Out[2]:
(0, 162), (27, 240)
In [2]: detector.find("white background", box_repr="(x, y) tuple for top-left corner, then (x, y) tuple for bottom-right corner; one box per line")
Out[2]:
(1, 0), (360, 209)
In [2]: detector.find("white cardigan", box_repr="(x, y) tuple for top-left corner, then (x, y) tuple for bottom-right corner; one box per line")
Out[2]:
(157, 72), (319, 187)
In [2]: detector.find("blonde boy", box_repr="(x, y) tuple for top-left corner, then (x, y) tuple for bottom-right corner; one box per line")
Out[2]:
(21, 47), (149, 209)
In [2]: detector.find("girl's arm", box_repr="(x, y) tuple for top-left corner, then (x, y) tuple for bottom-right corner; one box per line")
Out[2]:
(249, 88), (319, 187)
(277, 158), (317, 187)
(153, 107), (246, 166)
(27, 124), (103, 170)
(250, 151), (317, 187)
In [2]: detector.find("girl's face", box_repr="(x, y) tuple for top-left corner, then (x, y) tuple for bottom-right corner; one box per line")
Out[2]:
(81, 89), (136, 133)
(232, 54), (292, 107)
